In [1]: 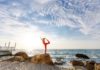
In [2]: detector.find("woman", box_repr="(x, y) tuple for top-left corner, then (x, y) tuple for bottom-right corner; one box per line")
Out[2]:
(41, 38), (50, 54)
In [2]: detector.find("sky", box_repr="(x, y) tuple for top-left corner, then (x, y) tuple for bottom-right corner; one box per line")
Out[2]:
(0, 0), (100, 51)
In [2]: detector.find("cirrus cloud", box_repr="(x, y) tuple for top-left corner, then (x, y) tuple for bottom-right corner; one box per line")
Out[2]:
(0, 0), (100, 50)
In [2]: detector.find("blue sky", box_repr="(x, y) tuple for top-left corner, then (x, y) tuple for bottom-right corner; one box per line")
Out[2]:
(0, 0), (100, 51)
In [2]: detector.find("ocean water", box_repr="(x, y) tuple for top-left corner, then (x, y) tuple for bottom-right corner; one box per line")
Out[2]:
(33, 49), (100, 63)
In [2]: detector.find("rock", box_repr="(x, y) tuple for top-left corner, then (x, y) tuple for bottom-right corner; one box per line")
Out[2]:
(86, 61), (95, 70)
(14, 56), (26, 62)
(31, 54), (54, 65)
(5, 56), (26, 62)
(7, 52), (29, 61)
(95, 63), (100, 70)
(70, 60), (84, 66)
(14, 52), (28, 59)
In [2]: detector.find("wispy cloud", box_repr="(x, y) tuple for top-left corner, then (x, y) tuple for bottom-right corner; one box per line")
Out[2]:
(21, 0), (100, 39)
(0, 0), (100, 50)
(0, 0), (100, 39)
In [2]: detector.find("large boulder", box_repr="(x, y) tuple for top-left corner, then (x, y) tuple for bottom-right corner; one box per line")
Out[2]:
(14, 52), (29, 62)
(86, 61), (95, 70)
(14, 52), (28, 59)
(95, 63), (100, 70)
(31, 54), (54, 65)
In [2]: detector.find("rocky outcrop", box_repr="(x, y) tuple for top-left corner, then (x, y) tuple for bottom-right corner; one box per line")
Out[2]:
(14, 52), (29, 62)
(95, 63), (100, 70)
(6, 52), (29, 62)
(31, 54), (54, 65)
(14, 52), (28, 59)
(86, 61), (95, 70)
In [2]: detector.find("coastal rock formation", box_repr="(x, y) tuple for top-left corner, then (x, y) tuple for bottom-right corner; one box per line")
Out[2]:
(4, 52), (29, 62)
(13, 56), (26, 62)
(95, 63), (100, 70)
(70, 60), (84, 66)
(14, 52), (29, 62)
(14, 52), (28, 59)
(31, 54), (54, 65)
(86, 61), (95, 70)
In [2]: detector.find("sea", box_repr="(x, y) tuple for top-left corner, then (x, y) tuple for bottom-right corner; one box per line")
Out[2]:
(32, 49), (100, 63)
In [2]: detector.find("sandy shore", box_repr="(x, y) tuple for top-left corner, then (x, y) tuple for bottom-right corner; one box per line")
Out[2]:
(0, 61), (60, 70)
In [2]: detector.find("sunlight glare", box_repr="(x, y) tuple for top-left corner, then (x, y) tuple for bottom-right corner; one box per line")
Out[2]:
(16, 31), (43, 51)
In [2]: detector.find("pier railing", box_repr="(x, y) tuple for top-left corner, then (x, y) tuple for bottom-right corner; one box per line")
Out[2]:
(0, 42), (16, 51)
